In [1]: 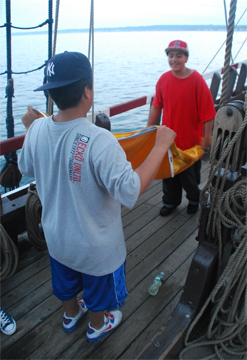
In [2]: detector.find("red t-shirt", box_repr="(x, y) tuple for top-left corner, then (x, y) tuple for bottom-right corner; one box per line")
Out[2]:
(152, 70), (216, 150)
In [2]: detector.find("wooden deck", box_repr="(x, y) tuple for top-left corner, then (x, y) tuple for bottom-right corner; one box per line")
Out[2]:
(1, 158), (211, 360)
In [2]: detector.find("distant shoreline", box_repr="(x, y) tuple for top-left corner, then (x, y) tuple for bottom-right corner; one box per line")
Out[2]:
(12, 24), (247, 35)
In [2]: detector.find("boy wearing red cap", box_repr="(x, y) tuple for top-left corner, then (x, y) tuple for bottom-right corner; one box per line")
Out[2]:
(148, 40), (216, 216)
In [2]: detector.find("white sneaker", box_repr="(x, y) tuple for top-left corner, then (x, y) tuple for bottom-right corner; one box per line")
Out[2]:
(86, 310), (122, 342)
(63, 299), (88, 332)
(0, 307), (17, 335)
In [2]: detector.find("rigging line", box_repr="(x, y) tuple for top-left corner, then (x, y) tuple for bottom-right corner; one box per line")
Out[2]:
(88, 0), (94, 123)
(237, 7), (247, 25)
(92, 0), (95, 124)
(88, 4), (92, 60)
(220, 0), (238, 106)
(234, 36), (247, 62)
(223, 0), (234, 64)
(223, 0), (228, 27)
(48, 0), (60, 115)
(0, 62), (47, 76)
(46, 0), (53, 115)
(52, 0), (60, 58)
(202, 7), (247, 74)
(202, 41), (226, 75)
(6, 20), (49, 30)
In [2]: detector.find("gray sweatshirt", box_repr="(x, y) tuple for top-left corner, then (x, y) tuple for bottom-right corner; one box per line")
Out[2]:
(19, 116), (140, 275)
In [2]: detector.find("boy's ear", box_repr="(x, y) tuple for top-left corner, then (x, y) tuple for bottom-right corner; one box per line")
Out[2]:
(83, 86), (89, 99)
(84, 85), (92, 100)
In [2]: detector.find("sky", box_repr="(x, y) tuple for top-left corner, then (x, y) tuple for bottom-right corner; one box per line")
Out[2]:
(0, 0), (246, 32)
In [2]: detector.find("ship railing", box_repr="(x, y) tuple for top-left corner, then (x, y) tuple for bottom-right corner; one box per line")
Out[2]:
(0, 60), (246, 157)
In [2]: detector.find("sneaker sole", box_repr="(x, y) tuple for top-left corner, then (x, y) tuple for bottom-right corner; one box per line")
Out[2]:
(1, 323), (17, 335)
(86, 326), (117, 342)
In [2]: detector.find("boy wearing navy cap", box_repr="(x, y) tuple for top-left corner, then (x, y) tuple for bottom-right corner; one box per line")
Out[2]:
(148, 40), (216, 216)
(19, 51), (176, 342)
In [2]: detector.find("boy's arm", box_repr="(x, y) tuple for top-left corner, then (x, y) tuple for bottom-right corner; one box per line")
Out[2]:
(22, 106), (39, 134)
(18, 105), (39, 178)
(147, 105), (162, 126)
(135, 125), (176, 195)
(201, 119), (214, 151)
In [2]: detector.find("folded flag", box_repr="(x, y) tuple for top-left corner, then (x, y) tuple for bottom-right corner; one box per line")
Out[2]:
(114, 126), (204, 179)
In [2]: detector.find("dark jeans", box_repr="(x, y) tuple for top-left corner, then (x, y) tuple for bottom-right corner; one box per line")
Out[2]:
(162, 160), (201, 208)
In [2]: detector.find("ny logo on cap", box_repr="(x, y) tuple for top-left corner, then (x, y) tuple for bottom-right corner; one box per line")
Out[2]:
(174, 41), (180, 47)
(47, 62), (55, 77)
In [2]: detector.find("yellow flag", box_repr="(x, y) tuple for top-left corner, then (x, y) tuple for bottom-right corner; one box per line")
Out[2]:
(114, 126), (204, 179)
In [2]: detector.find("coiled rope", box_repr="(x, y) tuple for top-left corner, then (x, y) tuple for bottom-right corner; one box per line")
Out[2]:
(0, 224), (19, 281)
(199, 98), (247, 270)
(179, 224), (247, 359)
(179, 88), (247, 360)
(25, 185), (47, 252)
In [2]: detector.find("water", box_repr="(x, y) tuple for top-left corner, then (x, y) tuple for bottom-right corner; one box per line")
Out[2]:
(0, 30), (246, 191)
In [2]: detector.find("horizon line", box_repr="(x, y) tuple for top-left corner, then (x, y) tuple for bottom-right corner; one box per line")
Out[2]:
(11, 23), (247, 35)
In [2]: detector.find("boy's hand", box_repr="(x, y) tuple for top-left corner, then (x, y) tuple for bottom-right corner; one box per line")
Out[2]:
(22, 106), (39, 131)
(200, 137), (211, 151)
(155, 125), (177, 152)
(201, 119), (214, 151)
(136, 125), (177, 195)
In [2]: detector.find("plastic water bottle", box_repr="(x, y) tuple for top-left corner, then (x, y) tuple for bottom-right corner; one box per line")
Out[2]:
(148, 272), (165, 296)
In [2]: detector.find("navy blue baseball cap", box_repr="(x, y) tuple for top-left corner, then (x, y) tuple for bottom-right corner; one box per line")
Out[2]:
(34, 51), (92, 91)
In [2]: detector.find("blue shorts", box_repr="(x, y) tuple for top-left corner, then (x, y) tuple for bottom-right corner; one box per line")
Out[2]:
(49, 256), (128, 312)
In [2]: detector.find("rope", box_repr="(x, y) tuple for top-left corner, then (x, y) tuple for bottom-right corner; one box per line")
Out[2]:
(179, 79), (247, 360)
(0, 20), (49, 29)
(179, 230), (247, 359)
(52, 0), (60, 57)
(0, 225), (19, 281)
(6, 19), (49, 30)
(223, 0), (234, 64)
(223, 0), (228, 29)
(233, 36), (247, 62)
(88, 0), (95, 123)
(47, 0), (60, 115)
(0, 62), (46, 76)
(202, 7), (247, 74)
(199, 103), (247, 269)
(25, 185), (47, 252)
(219, 0), (238, 106)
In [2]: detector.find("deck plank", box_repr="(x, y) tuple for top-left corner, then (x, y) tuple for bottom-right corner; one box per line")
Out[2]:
(1, 252), (49, 296)
(1, 295), (61, 357)
(49, 237), (197, 360)
(1, 265), (51, 310)
(0, 159), (212, 360)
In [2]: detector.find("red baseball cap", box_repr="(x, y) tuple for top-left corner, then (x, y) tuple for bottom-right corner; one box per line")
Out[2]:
(165, 40), (189, 56)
